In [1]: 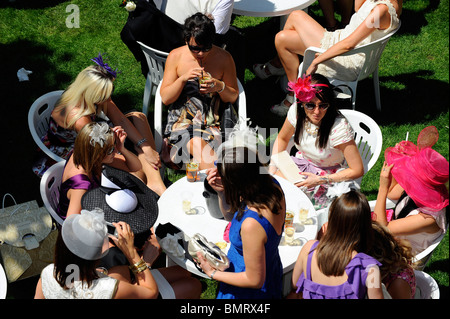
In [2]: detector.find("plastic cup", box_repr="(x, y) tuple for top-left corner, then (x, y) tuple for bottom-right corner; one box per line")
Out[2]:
(186, 161), (199, 182)
(285, 210), (294, 229)
(181, 191), (193, 213)
(284, 226), (295, 245)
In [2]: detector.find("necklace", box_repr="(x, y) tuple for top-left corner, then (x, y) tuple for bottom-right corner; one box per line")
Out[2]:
(304, 120), (319, 137)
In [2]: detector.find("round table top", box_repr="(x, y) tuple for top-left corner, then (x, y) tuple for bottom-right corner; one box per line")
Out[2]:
(233, 0), (317, 17)
(0, 263), (7, 299)
(156, 171), (317, 278)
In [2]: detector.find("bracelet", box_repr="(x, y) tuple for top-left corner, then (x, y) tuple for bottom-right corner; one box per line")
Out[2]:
(136, 138), (147, 148)
(129, 259), (148, 274)
(217, 81), (225, 93)
(319, 175), (331, 185)
(210, 270), (217, 280)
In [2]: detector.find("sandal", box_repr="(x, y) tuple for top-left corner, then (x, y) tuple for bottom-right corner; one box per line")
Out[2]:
(253, 61), (285, 80)
(270, 93), (295, 117)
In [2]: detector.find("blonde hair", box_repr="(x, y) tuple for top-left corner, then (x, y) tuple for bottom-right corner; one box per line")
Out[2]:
(370, 221), (415, 279)
(73, 122), (114, 179)
(54, 65), (114, 129)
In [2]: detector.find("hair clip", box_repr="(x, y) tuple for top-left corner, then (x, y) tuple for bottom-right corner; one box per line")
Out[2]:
(288, 75), (329, 102)
(91, 53), (118, 78)
(89, 122), (111, 148)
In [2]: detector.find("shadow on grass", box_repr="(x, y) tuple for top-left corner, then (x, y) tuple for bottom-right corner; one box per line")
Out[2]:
(0, 0), (66, 9)
(0, 40), (71, 205)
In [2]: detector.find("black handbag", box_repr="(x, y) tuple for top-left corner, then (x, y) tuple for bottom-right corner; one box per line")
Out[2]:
(334, 84), (354, 110)
(220, 101), (239, 142)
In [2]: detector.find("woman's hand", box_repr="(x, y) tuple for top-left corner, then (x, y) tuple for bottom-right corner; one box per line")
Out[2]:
(142, 228), (162, 267)
(379, 162), (394, 190)
(199, 75), (223, 95)
(110, 221), (136, 260)
(295, 172), (322, 188)
(143, 147), (162, 170)
(206, 167), (225, 194)
(112, 126), (127, 153)
(182, 67), (204, 83)
(196, 252), (215, 278)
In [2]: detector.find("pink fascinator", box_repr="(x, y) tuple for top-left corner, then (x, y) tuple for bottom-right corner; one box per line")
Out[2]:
(287, 75), (328, 102)
(385, 126), (449, 213)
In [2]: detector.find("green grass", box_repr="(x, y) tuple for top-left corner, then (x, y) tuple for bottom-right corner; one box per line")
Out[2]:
(0, 0), (448, 299)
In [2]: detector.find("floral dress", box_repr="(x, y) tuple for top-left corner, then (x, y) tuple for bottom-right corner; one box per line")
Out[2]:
(287, 104), (355, 209)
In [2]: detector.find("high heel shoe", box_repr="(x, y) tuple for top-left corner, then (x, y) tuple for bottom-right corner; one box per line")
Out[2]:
(253, 61), (285, 80)
(270, 93), (295, 116)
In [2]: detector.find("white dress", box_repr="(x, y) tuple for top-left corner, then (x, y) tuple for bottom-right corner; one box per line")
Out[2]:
(41, 264), (118, 299)
(394, 197), (448, 255)
(286, 105), (355, 208)
(317, 0), (400, 81)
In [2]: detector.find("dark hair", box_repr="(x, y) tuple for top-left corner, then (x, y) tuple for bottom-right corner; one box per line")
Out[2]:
(183, 12), (216, 47)
(316, 190), (374, 276)
(294, 73), (341, 149)
(217, 147), (284, 220)
(53, 232), (100, 289)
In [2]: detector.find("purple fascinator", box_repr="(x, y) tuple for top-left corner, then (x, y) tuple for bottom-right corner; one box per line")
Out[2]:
(91, 53), (118, 78)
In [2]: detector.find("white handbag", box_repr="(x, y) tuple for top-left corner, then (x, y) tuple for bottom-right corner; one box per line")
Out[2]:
(188, 233), (229, 271)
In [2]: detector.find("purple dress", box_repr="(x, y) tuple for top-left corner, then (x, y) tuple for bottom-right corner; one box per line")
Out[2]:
(57, 164), (99, 220)
(296, 241), (381, 299)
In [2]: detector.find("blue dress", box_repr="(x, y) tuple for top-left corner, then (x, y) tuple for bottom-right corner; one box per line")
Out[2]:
(217, 208), (283, 299)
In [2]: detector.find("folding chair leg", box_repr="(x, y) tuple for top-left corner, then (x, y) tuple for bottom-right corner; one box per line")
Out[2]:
(373, 68), (381, 111)
(142, 75), (152, 116)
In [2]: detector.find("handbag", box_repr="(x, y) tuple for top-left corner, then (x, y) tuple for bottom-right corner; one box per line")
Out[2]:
(220, 102), (239, 142)
(188, 233), (229, 271)
(0, 194), (57, 283)
(334, 84), (354, 110)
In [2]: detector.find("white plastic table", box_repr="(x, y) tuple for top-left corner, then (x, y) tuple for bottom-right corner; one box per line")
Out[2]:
(233, 0), (317, 17)
(155, 171), (317, 294)
(0, 263), (7, 299)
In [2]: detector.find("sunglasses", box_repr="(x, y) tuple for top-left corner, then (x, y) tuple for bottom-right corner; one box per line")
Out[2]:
(107, 145), (115, 155)
(188, 44), (212, 53)
(302, 102), (330, 111)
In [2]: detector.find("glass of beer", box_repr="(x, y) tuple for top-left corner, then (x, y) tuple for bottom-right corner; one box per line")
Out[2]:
(285, 210), (294, 229)
(284, 226), (295, 245)
(181, 191), (193, 213)
(186, 160), (199, 182)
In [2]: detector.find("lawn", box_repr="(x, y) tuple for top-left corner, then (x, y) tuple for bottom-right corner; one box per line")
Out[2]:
(0, 0), (448, 299)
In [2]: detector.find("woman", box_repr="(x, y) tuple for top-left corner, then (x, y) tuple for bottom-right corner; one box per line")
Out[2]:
(373, 126), (448, 257)
(290, 190), (383, 299)
(58, 122), (143, 220)
(196, 135), (286, 298)
(45, 55), (165, 196)
(160, 12), (239, 169)
(270, 74), (363, 209)
(34, 209), (201, 299)
(262, 0), (402, 115)
(370, 221), (416, 299)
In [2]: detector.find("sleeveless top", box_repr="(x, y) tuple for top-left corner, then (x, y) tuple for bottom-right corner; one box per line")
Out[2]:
(41, 264), (118, 299)
(296, 241), (382, 299)
(57, 161), (100, 220)
(217, 206), (283, 299)
(318, 0), (400, 81)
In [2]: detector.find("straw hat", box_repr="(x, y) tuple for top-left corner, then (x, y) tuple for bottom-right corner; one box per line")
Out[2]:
(385, 126), (449, 212)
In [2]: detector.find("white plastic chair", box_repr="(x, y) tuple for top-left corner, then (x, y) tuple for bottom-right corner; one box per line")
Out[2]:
(298, 22), (401, 111)
(40, 161), (66, 226)
(286, 109), (382, 185)
(0, 263), (6, 299)
(414, 270), (440, 299)
(28, 90), (65, 163)
(137, 41), (169, 116)
(153, 78), (247, 154)
(412, 223), (448, 271)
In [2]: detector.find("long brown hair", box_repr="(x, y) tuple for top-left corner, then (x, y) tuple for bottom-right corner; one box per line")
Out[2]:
(53, 232), (99, 289)
(72, 122), (114, 180)
(316, 190), (374, 276)
(217, 146), (284, 220)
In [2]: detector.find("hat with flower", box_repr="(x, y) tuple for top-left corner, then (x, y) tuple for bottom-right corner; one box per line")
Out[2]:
(385, 126), (449, 213)
(287, 75), (329, 102)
